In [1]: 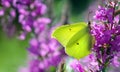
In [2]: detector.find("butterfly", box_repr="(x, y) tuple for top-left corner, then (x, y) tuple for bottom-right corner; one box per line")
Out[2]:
(52, 22), (93, 59)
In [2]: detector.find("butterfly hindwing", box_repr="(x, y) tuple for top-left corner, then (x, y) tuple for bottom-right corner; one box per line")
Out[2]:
(66, 28), (92, 59)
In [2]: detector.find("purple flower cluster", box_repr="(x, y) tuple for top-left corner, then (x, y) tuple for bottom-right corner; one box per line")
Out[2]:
(91, 2), (120, 71)
(0, 0), (66, 72)
(18, 1), (51, 39)
(70, 2), (120, 72)
(19, 27), (65, 72)
(0, 0), (50, 39)
(17, 0), (50, 40)
(70, 60), (85, 72)
(27, 30), (65, 72)
(0, 0), (17, 37)
(70, 54), (99, 72)
(93, 6), (114, 23)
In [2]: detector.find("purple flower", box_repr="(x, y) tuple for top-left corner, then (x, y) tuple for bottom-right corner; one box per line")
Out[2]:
(27, 27), (65, 72)
(111, 56), (120, 67)
(91, 3), (120, 71)
(0, 0), (65, 72)
(1, 0), (11, 8)
(10, 9), (16, 17)
(29, 60), (43, 72)
(18, 32), (26, 40)
(70, 60), (85, 72)
(0, 9), (4, 16)
(94, 6), (114, 23)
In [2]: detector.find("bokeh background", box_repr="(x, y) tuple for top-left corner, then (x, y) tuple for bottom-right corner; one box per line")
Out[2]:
(0, 0), (97, 72)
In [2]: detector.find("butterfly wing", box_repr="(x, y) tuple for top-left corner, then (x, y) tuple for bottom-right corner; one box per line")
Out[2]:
(66, 27), (92, 59)
(52, 22), (87, 47)
(52, 22), (92, 59)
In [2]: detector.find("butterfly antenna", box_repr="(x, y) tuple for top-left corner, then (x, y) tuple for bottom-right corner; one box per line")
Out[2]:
(88, 11), (92, 30)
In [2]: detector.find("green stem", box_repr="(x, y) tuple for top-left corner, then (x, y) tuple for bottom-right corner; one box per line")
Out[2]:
(102, 67), (106, 72)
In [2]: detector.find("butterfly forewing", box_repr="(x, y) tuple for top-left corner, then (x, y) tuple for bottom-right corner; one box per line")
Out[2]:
(52, 22), (87, 47)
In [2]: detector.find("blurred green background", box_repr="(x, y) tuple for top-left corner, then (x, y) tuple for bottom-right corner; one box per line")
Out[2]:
(0, 28), (29, 72)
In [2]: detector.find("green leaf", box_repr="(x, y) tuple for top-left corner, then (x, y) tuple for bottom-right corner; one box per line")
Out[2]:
(52, 22), (92, 59)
